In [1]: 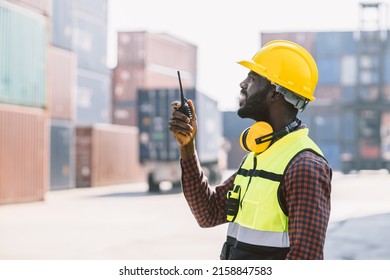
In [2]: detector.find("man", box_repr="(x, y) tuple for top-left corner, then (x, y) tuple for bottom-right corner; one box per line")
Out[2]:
(169, 40), (332, 260)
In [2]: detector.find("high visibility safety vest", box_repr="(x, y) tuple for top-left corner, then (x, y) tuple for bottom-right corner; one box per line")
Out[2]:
(222, 128), (325, 260)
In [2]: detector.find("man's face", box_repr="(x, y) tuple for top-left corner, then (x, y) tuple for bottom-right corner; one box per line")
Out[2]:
(237, 71), (273, 121)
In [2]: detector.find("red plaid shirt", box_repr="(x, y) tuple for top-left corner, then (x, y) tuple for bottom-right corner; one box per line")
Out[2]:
(181, 148), (332, 260)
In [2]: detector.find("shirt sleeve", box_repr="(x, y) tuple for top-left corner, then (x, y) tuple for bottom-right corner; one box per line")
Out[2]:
(283, 151), (332, 260)
(180, 152), (235, 228)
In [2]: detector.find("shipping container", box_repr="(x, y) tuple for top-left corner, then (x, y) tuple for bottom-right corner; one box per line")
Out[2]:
(91, 124), (142, 186)
(72, 0), (107, 19)
(0, 104), (48, 205)
(48, 46), (76, 120)
(342, 86), (357, 103)
(222, 111), (253, 139)
(222, 111), (253, 170)
(341, 55), (357, 86)
(314, 85), (343, 102)
(72, 14), (109, 75)
(316, 141), (341, 171)
(315, 32), (355, 56)
(138, 88), (222, 191)
(75, 126), (92, 187)
(76, 69), (111, 125)
(316, 57), (341, 85)
(50, 120), (74, 190)
(6, 0), (51, 15)
(51, 0), (72, 50)
(261, 32), (316, 54)
(117, 31), (197, 73)
(0, 1), (47, 108)
(113, 66), (145, 101)
(113, 31), (197, 127)
(384, 52), (390, 84)
(112, 99), (136, 126)
(223, 138), (247, 170)
(75, 124), (143, 187)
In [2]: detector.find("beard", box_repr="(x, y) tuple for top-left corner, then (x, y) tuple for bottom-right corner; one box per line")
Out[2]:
(237, 90), (270, 121)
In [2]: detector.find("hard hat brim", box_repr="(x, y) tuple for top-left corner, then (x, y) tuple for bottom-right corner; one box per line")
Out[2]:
(237, 60), (267, 78)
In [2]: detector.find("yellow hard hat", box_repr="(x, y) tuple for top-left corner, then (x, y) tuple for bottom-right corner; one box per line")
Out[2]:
(238, 40), (318, 101)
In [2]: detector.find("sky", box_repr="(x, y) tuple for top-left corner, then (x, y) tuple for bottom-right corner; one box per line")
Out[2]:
(107, 0), (390, 111)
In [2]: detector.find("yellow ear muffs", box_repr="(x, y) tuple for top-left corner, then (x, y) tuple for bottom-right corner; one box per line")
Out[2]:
(240, 121), (274, 154)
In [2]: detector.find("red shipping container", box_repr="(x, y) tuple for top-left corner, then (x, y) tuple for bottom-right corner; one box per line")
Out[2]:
(0, 104), (48, 205)
(48, 46), (76, 120)
(76, 124), (145, 187)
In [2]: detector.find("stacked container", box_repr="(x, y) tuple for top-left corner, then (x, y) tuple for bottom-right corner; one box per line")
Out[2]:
(113, 31), (197, 126)
(0, 1), (49, 204)
(51, 0), (111, 125)
(75, 125), (142, 187)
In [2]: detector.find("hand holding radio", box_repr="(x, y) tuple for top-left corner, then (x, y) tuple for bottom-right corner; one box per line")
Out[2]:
(168, 71), (198, 150)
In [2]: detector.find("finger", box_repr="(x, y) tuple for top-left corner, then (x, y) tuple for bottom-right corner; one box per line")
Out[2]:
(169, 124), (192, 137)
(187, 100), (197, 121)
(169, 118), (193, 132)
(171, 101), (181, 110)
(171, 110), (191, 124)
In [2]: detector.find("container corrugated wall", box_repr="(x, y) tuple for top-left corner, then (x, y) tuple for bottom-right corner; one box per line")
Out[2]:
(75, 126), (92, 187)
(0, 104), (48, 205)
(51, 0), (72, 50)
(75, 125), (143, 187)
(196, 92), (222, 163)
(48, 46), (76, 120)
(6, 0), (51, 16)
(91, 124), (141, 186)
(50, 120), (74, 190)
(0, 1), (48, 108)
(72, 14), (109, 75)
(76, 70), (111, 125)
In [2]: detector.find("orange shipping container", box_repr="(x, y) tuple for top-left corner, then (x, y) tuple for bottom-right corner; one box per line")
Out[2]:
(0, 104), (48, 205)
(76, 124), (144, 187)
(48, 46), (76, 120)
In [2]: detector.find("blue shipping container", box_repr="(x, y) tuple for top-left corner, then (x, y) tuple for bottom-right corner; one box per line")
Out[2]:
(72, 14), (109, 75)
(317, 142), (341, 171)
(222, 111), (253, 139)
(76, 70), (111, 125)
(316, 57), (340, 85)
(50, 121), (74, 190)
(0, 1), (47, 107)
(51, 0), (73, 51)
(315, 32), (356, 56)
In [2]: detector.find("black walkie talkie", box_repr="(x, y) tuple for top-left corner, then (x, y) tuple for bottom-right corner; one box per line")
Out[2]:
(177, 71), (192, 120)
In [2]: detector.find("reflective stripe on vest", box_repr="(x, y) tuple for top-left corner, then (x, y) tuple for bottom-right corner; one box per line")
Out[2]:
(227, 128), (324, 248)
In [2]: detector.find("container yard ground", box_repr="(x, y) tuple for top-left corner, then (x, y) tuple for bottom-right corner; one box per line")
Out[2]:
(1, 171), (390, 260)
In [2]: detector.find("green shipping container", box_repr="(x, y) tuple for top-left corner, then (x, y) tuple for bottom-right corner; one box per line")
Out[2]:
(0, 1), (47, 108)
